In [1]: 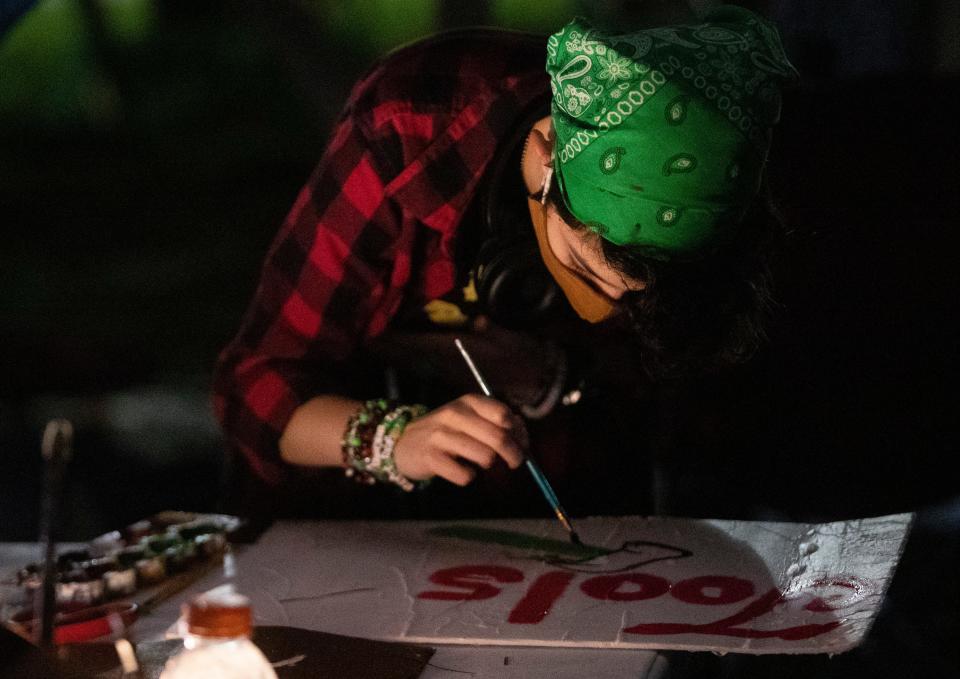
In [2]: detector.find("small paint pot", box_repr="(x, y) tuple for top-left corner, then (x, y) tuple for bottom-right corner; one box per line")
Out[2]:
(58, 572), (105, 606)
(143, 533), (180, 556)
(56, 550), (91, 571)
(89, 530), (125, 557)
(80, 556), (120, 579)
(10, 601), (138, 645)
(116, 544), (147, 569)
(195, 532), (227, 557)
(179, 537), (198, 560)
(162, 545), (192, 574)
(102, 567), (138, 598)
(135, 555), (166, 585)
(124, 519), (153, 543)
(176, 522), (220, 541)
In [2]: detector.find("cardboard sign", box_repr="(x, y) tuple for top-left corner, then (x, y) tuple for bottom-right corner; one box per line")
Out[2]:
(232, 514), (911, 655)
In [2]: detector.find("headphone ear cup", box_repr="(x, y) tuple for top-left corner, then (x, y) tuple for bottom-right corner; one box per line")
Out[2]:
(476, 238), (561, 328)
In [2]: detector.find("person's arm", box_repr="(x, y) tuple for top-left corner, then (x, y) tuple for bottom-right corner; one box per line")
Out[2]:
(212, 109), (406, 485)
(279, 392), (526, 485)
(213, 108), (526, 486)
(277, 395), (362, 468)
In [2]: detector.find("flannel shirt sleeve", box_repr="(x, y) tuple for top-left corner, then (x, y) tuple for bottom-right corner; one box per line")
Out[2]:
(212, 110), (412, 486)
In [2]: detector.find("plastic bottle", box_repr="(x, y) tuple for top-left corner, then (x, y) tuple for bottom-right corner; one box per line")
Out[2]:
(159, 585), (277, 679)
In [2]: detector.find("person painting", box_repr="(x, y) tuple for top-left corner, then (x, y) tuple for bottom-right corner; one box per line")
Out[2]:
(213, 6), (798, 519)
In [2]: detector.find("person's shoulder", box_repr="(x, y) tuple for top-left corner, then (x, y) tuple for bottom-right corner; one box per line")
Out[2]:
(349, 28), (548, 112)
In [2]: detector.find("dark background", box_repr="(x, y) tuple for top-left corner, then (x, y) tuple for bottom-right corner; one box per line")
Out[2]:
(1, 1), (958, 675)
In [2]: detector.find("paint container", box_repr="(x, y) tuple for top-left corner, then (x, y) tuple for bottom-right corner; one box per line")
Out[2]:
(56, 550), (91, 571)
(176, 522), (220, 541)
(89, 530), (125, 557)
(152, 510), (198, 529)
(180, 536), (198, 560)
(80, 556), (120, 579)
(78, 555), (136, 599)
(102, 567), (138, 598)
(135, 555), (166, 585)
(58, 570), (105, 606)
(125, 519), (153, 543)
(163, 545), (192, 574)
(195, 532), (227, 558)
(116, 544), (147, 569)
(144, 533), (180, 556)
(159, 587), (277, 678)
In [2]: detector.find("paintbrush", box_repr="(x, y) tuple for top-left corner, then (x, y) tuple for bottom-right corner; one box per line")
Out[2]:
(454, 338), (582, 545)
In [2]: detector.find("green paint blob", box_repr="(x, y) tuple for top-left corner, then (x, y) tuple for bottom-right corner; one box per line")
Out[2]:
(428, 525), (610, 560)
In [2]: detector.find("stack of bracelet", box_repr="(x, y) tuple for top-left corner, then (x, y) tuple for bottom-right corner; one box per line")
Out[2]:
(341, 398), (427, 491)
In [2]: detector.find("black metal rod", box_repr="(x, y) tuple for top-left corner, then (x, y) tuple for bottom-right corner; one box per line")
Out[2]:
(37, 419), (73, 647)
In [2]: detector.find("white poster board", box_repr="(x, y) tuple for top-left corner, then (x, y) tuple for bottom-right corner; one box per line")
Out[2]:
(234, 513), (911, 655)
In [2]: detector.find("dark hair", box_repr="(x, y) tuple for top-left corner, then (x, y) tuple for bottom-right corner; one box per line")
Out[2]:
(545, 179), (784, 380)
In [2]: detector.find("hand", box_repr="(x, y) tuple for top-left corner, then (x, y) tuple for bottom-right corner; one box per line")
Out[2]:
(393, 394), (527, 486)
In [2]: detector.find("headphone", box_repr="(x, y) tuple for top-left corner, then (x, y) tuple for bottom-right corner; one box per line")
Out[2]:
(472, 108), (566, 330)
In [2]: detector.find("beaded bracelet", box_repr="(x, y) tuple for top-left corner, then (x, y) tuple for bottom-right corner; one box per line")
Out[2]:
(341, 399), (427, 491)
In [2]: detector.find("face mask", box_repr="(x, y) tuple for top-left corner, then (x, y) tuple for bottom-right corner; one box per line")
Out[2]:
(527, 197), (618, 324)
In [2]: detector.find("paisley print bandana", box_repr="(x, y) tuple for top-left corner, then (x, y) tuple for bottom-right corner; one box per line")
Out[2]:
(546, 6), (797, 258)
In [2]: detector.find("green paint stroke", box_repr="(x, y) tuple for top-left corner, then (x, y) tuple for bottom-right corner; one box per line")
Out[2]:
(428, 525), (611, 560)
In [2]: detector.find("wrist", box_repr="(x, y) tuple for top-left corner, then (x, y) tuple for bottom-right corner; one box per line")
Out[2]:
(341, 399), (427, 491)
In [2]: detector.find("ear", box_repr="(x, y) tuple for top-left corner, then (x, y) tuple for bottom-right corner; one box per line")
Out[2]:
(529, 124), (556, 203)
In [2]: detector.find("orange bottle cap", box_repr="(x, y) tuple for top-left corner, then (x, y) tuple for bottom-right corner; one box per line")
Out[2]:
(183, 587), (252, 638)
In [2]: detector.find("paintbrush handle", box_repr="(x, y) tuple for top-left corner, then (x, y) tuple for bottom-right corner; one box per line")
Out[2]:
(454, 338), (493, 397)
(524, 457), (560, 509)
(454, 338), (577, 538)
(524, 457), (575, 534)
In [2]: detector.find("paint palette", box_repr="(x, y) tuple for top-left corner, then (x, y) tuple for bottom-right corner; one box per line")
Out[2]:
(6, 511), (241, 642)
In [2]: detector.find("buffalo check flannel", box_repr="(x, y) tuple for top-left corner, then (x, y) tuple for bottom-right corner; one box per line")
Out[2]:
(212, 29), (551, 484)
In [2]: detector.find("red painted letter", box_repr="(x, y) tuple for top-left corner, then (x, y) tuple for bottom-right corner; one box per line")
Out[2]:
(581, 573), (671, 601)
(626, 587), (841, 640)
(508, 571), (575, 624)
(804, 578), (870, 612)
(417, 565), (524, 601)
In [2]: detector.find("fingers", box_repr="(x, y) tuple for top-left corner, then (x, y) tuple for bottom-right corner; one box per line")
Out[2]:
(427, 450), (477, 487)
(392, 394), (529, 486)
(432, 429), (499, 470)
(444, 395), (526, 468)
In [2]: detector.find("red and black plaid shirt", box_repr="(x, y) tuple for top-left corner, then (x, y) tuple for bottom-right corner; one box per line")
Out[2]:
(212, 29), (551, 484)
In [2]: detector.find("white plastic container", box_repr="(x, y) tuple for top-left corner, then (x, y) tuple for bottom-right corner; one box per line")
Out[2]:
(160, 585), (277, 679)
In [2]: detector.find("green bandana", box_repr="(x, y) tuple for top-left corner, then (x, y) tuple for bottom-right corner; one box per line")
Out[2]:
(546, 6), (797, 259)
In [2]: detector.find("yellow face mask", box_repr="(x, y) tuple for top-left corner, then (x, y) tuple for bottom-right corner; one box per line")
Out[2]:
(527, 197), (618, 324)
